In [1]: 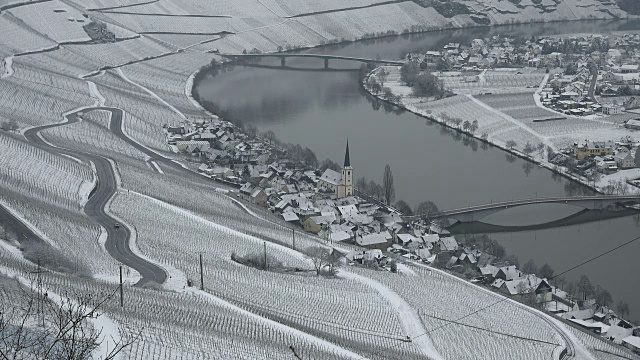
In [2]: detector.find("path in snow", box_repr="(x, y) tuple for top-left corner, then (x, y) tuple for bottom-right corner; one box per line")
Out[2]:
(87, 80), (106, 107)
(116, 68), (186, 120)
(339, 271), (443, 360)
(1, 56), (14, 79)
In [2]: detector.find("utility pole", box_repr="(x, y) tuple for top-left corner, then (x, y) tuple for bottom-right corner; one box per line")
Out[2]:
(199, 253), (204, 291)
(119, 265), (124, 308)
(292, 229), (295, 250)
(263, 242), (268, 270)
(30, 259), (49, 328)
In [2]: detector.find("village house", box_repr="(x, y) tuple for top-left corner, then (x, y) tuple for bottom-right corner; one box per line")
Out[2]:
(614, 149), (636, 169)
(624, 119), (640, 130)
(251, 189), (268, 207)
(602, 103), (622, 115)
(575, 140), (614, 160)
(622, 336), (640, 353)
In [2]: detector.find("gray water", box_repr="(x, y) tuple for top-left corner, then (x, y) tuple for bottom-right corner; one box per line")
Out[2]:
(198, 20), (640, 317)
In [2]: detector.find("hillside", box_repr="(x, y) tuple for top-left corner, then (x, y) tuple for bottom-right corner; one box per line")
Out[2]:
(0, 0), (638, 359)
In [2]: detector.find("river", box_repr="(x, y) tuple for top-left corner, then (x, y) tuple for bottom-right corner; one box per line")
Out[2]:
(197, 20), (640, 318)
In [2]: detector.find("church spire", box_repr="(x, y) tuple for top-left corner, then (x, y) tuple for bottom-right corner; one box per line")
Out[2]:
(343, 140), (351, 168)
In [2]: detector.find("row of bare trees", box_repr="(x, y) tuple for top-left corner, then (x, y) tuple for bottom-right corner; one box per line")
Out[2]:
(1, 275), (138, 360)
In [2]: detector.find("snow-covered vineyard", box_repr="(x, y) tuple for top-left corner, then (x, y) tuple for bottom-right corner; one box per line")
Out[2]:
(1, 0), (640, 359)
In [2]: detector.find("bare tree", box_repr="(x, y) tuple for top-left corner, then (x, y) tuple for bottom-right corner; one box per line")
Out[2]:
(469, 120), (479, 134)
(244, 124), (258, 139)
(521, 259), (538, 275)
(577, 275), (594, 301)
(506, 140), (517, 149)
(382, 164), (395, 205)
(539, 263), (554, 279)
(594, 285), (613, 308)
(368, 180), (382, 200)
(523, 142), (535, 155)
(617, 300), (630, 319)
(462, 120), (471, 132)
(394, 200), (413, 215)
(0, 277), (139, 360)
(356, 177), (368, 194)
(304, 246), (340, 276)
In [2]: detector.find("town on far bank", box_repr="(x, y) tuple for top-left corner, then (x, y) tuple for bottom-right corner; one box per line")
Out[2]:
(164, 111), (639, 352)
(365, 32), (640, 195)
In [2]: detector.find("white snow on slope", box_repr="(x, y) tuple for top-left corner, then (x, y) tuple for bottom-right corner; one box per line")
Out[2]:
(116, 68), (186, 120)
(339, 270), (443, 360)
(2, 56), (14, 79)
(192, 287), (368, 360)
(87, 80), (106, 107)
(129, 190), (312, 263)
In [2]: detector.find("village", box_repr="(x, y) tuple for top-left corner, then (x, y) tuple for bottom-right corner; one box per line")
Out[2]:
(165, 114), (640, 353)
(382, 32), (640, 194)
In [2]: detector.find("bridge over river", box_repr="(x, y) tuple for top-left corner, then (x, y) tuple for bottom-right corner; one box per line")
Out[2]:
(223, 53), (404, 68)
(403, 195), (640, 223)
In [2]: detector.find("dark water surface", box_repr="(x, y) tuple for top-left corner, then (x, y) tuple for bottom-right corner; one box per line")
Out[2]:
(198, 20), (640, 315)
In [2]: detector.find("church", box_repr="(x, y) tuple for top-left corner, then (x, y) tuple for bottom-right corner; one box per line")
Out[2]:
(318, 141), (353, 198)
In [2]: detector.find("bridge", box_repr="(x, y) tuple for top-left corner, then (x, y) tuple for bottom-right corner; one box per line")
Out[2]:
(403, 195), (640, 224)
(223, 53), (404, 68)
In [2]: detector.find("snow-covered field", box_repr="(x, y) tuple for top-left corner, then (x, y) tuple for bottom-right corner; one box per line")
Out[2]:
(110, 191), (428, 359)
(7, 0), (91, 43)
(0, 133), (94, 210)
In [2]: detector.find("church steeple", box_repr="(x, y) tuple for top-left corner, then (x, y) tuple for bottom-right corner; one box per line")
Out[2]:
(343, 140), (351, 168)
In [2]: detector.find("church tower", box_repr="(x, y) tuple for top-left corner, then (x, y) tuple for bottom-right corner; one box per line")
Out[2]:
(341, 140), (353, 197)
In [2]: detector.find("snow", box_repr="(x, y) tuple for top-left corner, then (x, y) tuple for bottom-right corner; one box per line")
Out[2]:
(2, 55), (14, 78)
(87, 80), (106, 107)
(102, 189), (177, 289)
(192, 288), (367, 359)
(396, 263), (417, 276)
(0, 266), (124, 360)
(130, 190), (311, 263)
(339, 270), (444, 360)
(8, 0), (91, 43)
(116, 68), (186, 120)
(0, 133), (94, 210)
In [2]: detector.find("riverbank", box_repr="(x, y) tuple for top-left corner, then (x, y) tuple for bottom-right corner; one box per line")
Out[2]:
(362, 65), (640, 197)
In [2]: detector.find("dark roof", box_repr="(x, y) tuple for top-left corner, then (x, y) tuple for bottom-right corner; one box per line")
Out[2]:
(344, 140), (351, 167)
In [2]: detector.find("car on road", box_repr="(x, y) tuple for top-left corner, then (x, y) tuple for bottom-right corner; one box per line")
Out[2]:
(114, 223), (120, 229)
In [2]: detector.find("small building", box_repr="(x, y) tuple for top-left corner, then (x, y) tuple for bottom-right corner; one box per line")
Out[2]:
(575, 140), (614, 160)
(615, 150), (636, 169)
(495, 265), (522, 281)
(303, 216), (326, 234)
(251, 189), (268, 207)
(602, 103), (622, 115)
(622, 336), (640, 353)
(437, 237), (458, 252)
(281, 211), (300, 223)
(608, 320), (635, 344)
(620, 64), (640, 73)
(624, 119), (640, 130)
(356, 233), (389, 250)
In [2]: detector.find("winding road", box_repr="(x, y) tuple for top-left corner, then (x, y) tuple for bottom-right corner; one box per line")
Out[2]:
(19, 109), (167, 286)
